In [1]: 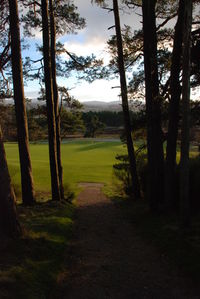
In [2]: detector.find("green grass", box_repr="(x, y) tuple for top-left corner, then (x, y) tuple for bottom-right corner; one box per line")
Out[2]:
(5, 139), (198, 200)
(0, 201), (74, 299)
(5, 139), (126, 200)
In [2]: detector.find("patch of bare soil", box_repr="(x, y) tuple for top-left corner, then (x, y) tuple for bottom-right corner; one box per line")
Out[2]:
(54, 183), (199, 299)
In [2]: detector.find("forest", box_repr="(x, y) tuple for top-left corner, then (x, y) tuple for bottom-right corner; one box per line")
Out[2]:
(0, 0), (200, 298)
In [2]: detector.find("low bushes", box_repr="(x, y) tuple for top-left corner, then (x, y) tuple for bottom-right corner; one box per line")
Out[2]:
(113, 152), (200, 213)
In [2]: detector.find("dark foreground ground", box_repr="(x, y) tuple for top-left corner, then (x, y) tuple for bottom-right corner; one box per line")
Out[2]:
(52, 183), (199, 299)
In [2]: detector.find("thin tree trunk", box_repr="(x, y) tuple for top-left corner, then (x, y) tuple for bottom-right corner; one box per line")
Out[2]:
(180, 0), (192, 228)
(41, 0), (61, 201)
(165, 0), (185, 210)
(142, 0), (164, 212)
(113, 0), (141, 199)
(9, 0), (35, 205)
(0, 126), (21, 238)
(49, 0), (64, 199)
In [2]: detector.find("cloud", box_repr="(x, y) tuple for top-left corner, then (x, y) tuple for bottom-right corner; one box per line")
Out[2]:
(69, 79), (121, 102)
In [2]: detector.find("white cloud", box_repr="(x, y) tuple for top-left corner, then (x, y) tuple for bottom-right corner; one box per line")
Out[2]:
(24, 0), (142, 103)
(68, 79), (121, 102)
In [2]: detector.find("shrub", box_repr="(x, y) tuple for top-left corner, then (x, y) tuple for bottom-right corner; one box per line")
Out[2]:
(113, 143), (148, 198)
(113, 150), (200, 214)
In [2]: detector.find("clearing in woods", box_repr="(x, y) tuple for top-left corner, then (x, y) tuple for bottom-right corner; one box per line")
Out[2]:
(53, 183), (199, 299)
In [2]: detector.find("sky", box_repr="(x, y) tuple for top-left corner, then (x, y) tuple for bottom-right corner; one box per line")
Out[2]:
(24, 0), (142, 103)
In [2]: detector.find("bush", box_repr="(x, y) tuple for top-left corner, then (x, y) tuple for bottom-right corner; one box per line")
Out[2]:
(113, 151), (200, 213)
(113, 144), (148, 198)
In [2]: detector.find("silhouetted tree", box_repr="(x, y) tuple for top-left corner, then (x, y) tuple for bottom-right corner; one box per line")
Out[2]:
(49, 0), (64, 199)
(0, 125), (21, 237)
(165, 0), (185, 210)
(9, 0), (35, 205)
(113, 0), (141, 199)
(180, 0), (193, 227)
(41, 0), (60, 201)
(142, 0), (164, 212)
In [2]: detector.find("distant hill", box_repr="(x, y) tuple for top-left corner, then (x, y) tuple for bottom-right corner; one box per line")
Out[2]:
(1, 98), (144, 112)
(82, 101), (122, 112)
(81, 100), (143, 112)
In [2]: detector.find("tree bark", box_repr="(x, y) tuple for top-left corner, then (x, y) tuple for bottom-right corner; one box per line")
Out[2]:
(165, 0), (185, 210)
(49, 0), (64, 199)
(0, 126), (21, 238)
(180, 0), (192, 228)
(113, 0), (141, 199)
(142, 0), (164, 212)
(41, 0), (61, 201)
(9, 0), (35, 205)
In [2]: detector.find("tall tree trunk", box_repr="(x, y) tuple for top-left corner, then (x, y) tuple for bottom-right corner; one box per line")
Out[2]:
(41, 0), (61, 201)
(9, 0), (35, 205)
(113, 0), (141, 199)
(180, 0), (192, 228)
(0, 126), (21, 238)
(165, 0), (185, 210)
(49, 0), (64, 199)
(142, 0), (164, 212)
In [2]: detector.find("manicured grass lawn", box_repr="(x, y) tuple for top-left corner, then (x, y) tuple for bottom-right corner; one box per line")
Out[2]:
(5, 139), (126, 199)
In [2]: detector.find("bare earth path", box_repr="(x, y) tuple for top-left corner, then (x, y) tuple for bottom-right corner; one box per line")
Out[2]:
(55, 183), (199, 299)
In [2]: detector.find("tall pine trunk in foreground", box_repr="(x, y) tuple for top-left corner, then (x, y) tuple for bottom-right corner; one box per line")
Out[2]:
(9, 0), (35, 205)
(180, 0), (192, 228)
(165, 0), (185, 210)
(113, 0), (141, 199)
(142, 0), (164, 212)
(0, 126), (21, 237)
(41, 0), (61, 201)
(49, 0), (64, 199)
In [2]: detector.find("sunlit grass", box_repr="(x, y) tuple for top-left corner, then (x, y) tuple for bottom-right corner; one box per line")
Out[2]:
(0, 201), (74, 299)
(5, 139), (126, 199)
(5, 139), (198, 200)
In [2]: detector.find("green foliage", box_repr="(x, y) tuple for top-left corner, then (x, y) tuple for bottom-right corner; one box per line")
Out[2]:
(113, 150), (200, 212)
(84, 115), (105, 137)
(113, 143), (147, 197)
(0, 201), (74, 299)
(113, 154), (132, 196)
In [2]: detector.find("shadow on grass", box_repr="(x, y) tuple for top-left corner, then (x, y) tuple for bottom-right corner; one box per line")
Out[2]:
(110, 197), (200, 285)
(0, 201), (74, 299)
(76, 141), (120, 152)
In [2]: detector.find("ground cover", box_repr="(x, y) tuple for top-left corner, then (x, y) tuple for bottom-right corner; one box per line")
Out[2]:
(0, 201), (74, 299)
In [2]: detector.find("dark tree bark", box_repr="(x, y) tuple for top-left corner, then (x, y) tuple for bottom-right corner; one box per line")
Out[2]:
(0, 126), (21, 238)
(113, 0), (141, 199)
(142, 0), (164, 212)
(49, 0), (64, 199)
(180, 0), (192, 228)
(41, 0), (61, 201)
(165, 0), (185, 210)
(9, 0), (35, 205)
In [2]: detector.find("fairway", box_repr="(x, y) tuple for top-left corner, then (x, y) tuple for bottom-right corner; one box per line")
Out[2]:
(5, 139), (126, 199)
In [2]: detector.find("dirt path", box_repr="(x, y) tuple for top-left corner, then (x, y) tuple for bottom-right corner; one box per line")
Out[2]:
(55, 183), (199, 299)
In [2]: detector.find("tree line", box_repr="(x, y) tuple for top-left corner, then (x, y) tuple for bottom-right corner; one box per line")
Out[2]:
(94, 0), (199, 227)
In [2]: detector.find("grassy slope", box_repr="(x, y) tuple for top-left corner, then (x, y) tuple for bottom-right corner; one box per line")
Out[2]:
(5, 140), (126, 199)
(0, 201), (74, 299)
